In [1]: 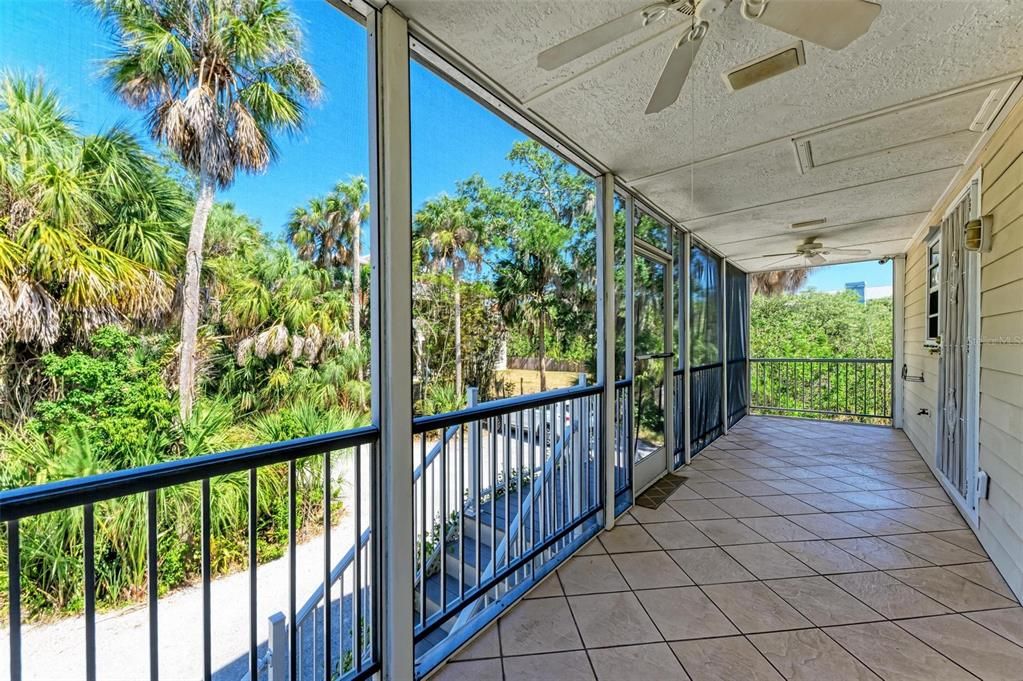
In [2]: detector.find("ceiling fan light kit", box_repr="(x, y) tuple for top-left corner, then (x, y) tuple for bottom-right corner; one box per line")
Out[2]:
(537, 0), (882, 114)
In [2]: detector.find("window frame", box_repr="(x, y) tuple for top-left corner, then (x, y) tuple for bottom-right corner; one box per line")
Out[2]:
(925, 233), (941, 347)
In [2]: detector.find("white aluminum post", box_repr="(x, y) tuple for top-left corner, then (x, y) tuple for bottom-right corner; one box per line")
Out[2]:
(369, 6), (414, 680)
(598, 175), (616, 529)
(722, 259), (729, 435)
(892, 256), (906, 429)
(663, 237), (675, 469)
(266, 612), (286, 681)
(624, 194), (636, 496)
(682, 232), (692, 466)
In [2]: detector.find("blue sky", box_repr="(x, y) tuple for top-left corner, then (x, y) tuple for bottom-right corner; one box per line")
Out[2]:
(803, 260), (893, 292)
(0, 0), (526, 241)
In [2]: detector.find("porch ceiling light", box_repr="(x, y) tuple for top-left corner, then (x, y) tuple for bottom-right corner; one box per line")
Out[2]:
(724, 41), (805, 91)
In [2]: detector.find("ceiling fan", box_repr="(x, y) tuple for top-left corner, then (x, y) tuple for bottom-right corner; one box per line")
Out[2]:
(537, 0), (882, 114)
(760, 237), (872, 268)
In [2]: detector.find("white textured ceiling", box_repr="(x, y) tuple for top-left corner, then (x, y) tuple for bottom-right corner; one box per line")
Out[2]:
(394, 0), (1023, 270)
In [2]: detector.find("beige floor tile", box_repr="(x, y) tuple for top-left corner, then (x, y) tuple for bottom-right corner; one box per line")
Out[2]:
(888, 566), (1018, 611)
(920, 504), (970, 525)
(453, 624), (500, 660)
(575, 537), (607, 555)
(612, 551), (694, 590)
(568, 591), (662, 647)
(630, 503), (684, 524)
(877, 508), (966, 532)
(832, 491), (907, 510)
(755, 495), (820, 515)
(802, 477), (861, 493)
(930, 529), (986, 554)
(775, 540), (873, 574)
(615, 512), (638, 525)
(764, 480), (821, 495)
(668, 499), (731, 520)
(965, 607), (1023, 646)
(636, 586), (738, 640)
(827, 571), (950, 619)
(670, 636), (783, 681)
(686, 482), (743, 499)
(502, 651), (595, 680)
(588, 642), (691, 680)
(723, 480), (785, 497)
(703, 581), (812, 633)
(723, 544), (816, 579)
(432, 658), (504, 681)
(524, 572), (564, 599)
(498, 596), (583, 656)
(749, 628), (880, 680)
(557, 555), (629, 595)
(706, 468), (752, 482)
(765, 576), (882, 626)
(945, 562), (1016, 600)
(643, 520), (715, 550)
(881, 533), (986, 565)
(824, 621), (975, 681)
(668, 485), (706, 501)
(830, 537), (932, 569)
(597, 525), (660, 553)
(830, 511), (917, 535)
(873, 489), (947, 508)
(667, 547), (756, 584)
(710, 497), (776, 517)
(898, 614), (1023, 681)
(739, 517), (819, 542)
(690, 518), (768, 545)
(786, 514), (869, 539)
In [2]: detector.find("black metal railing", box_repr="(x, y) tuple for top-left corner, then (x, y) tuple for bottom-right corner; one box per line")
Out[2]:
(410, 382), (603, 677)
(614, 379), (632, 514)
(690, 362), (724, 455)
(672, 368), (685, 468)
(750, 358), (893, 423)
(0, 426), (380, 681)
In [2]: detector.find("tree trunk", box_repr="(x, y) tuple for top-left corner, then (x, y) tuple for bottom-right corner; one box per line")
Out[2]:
(352, 221), (362, 380)
(538, 309), (547, 392)
(453, 272), (462, 396)
(178, 173), (215, 422)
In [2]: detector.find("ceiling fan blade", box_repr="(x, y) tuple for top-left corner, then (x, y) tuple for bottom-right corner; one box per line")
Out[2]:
(749, 0), (881, 50)
(538, 4), (666, 70)
(762, 253), (802, 269)
(828, 247), (872, 256)
(807, 253), (827, 266)
(645, 23), (706, 114)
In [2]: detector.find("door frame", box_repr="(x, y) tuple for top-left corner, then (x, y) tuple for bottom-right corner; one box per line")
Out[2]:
(935, 170), (982, 526)
(632, 238), (673, 494)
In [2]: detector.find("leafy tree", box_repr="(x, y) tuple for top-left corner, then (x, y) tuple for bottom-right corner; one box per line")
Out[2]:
(0, 74), (188, 421)
(414, 193), (485, 394)
(92, 0), (322, 420)
(751, 268), (812, 296)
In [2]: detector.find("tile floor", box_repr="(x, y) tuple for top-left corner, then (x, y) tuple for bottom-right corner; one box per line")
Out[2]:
(431, 416), (1023, 681)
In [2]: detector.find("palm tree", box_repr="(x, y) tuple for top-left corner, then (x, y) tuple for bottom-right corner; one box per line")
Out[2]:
(92, 0), (322, 420)
(0, 74), (187, 420)
(287, 177), (369, 362)
(414, 195), (483, 395)
(751, 268), (813, 296)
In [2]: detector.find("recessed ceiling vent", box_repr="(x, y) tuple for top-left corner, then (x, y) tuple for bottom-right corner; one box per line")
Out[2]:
(724, 41), (805, 92)
(790, 218), (827, 230)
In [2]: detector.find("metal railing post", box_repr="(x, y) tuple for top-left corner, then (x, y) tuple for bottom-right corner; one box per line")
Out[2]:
(598, 174), (616, 529)
(267, 612), (287, 681)
(467, 386), (479, 508)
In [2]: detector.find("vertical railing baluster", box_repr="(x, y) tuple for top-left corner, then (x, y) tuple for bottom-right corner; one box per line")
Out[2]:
(288, 461), (297, 681)
(502, 412), (509, 578)
(457, 424), (465, 602)
(474, 424), (481, 595)
(7, 519), (21, 681)
(440, 428), (448, 614)
(354, 442), (363, 672)
(418, 435), (426, 629)
(147, 490), (159, 681)
(201, 480), (212, 681)
(489, 415), (497, 595)
(322, 453), (331, 681)
(84, 503), (96, 681)
(249, 469), (258, 681)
